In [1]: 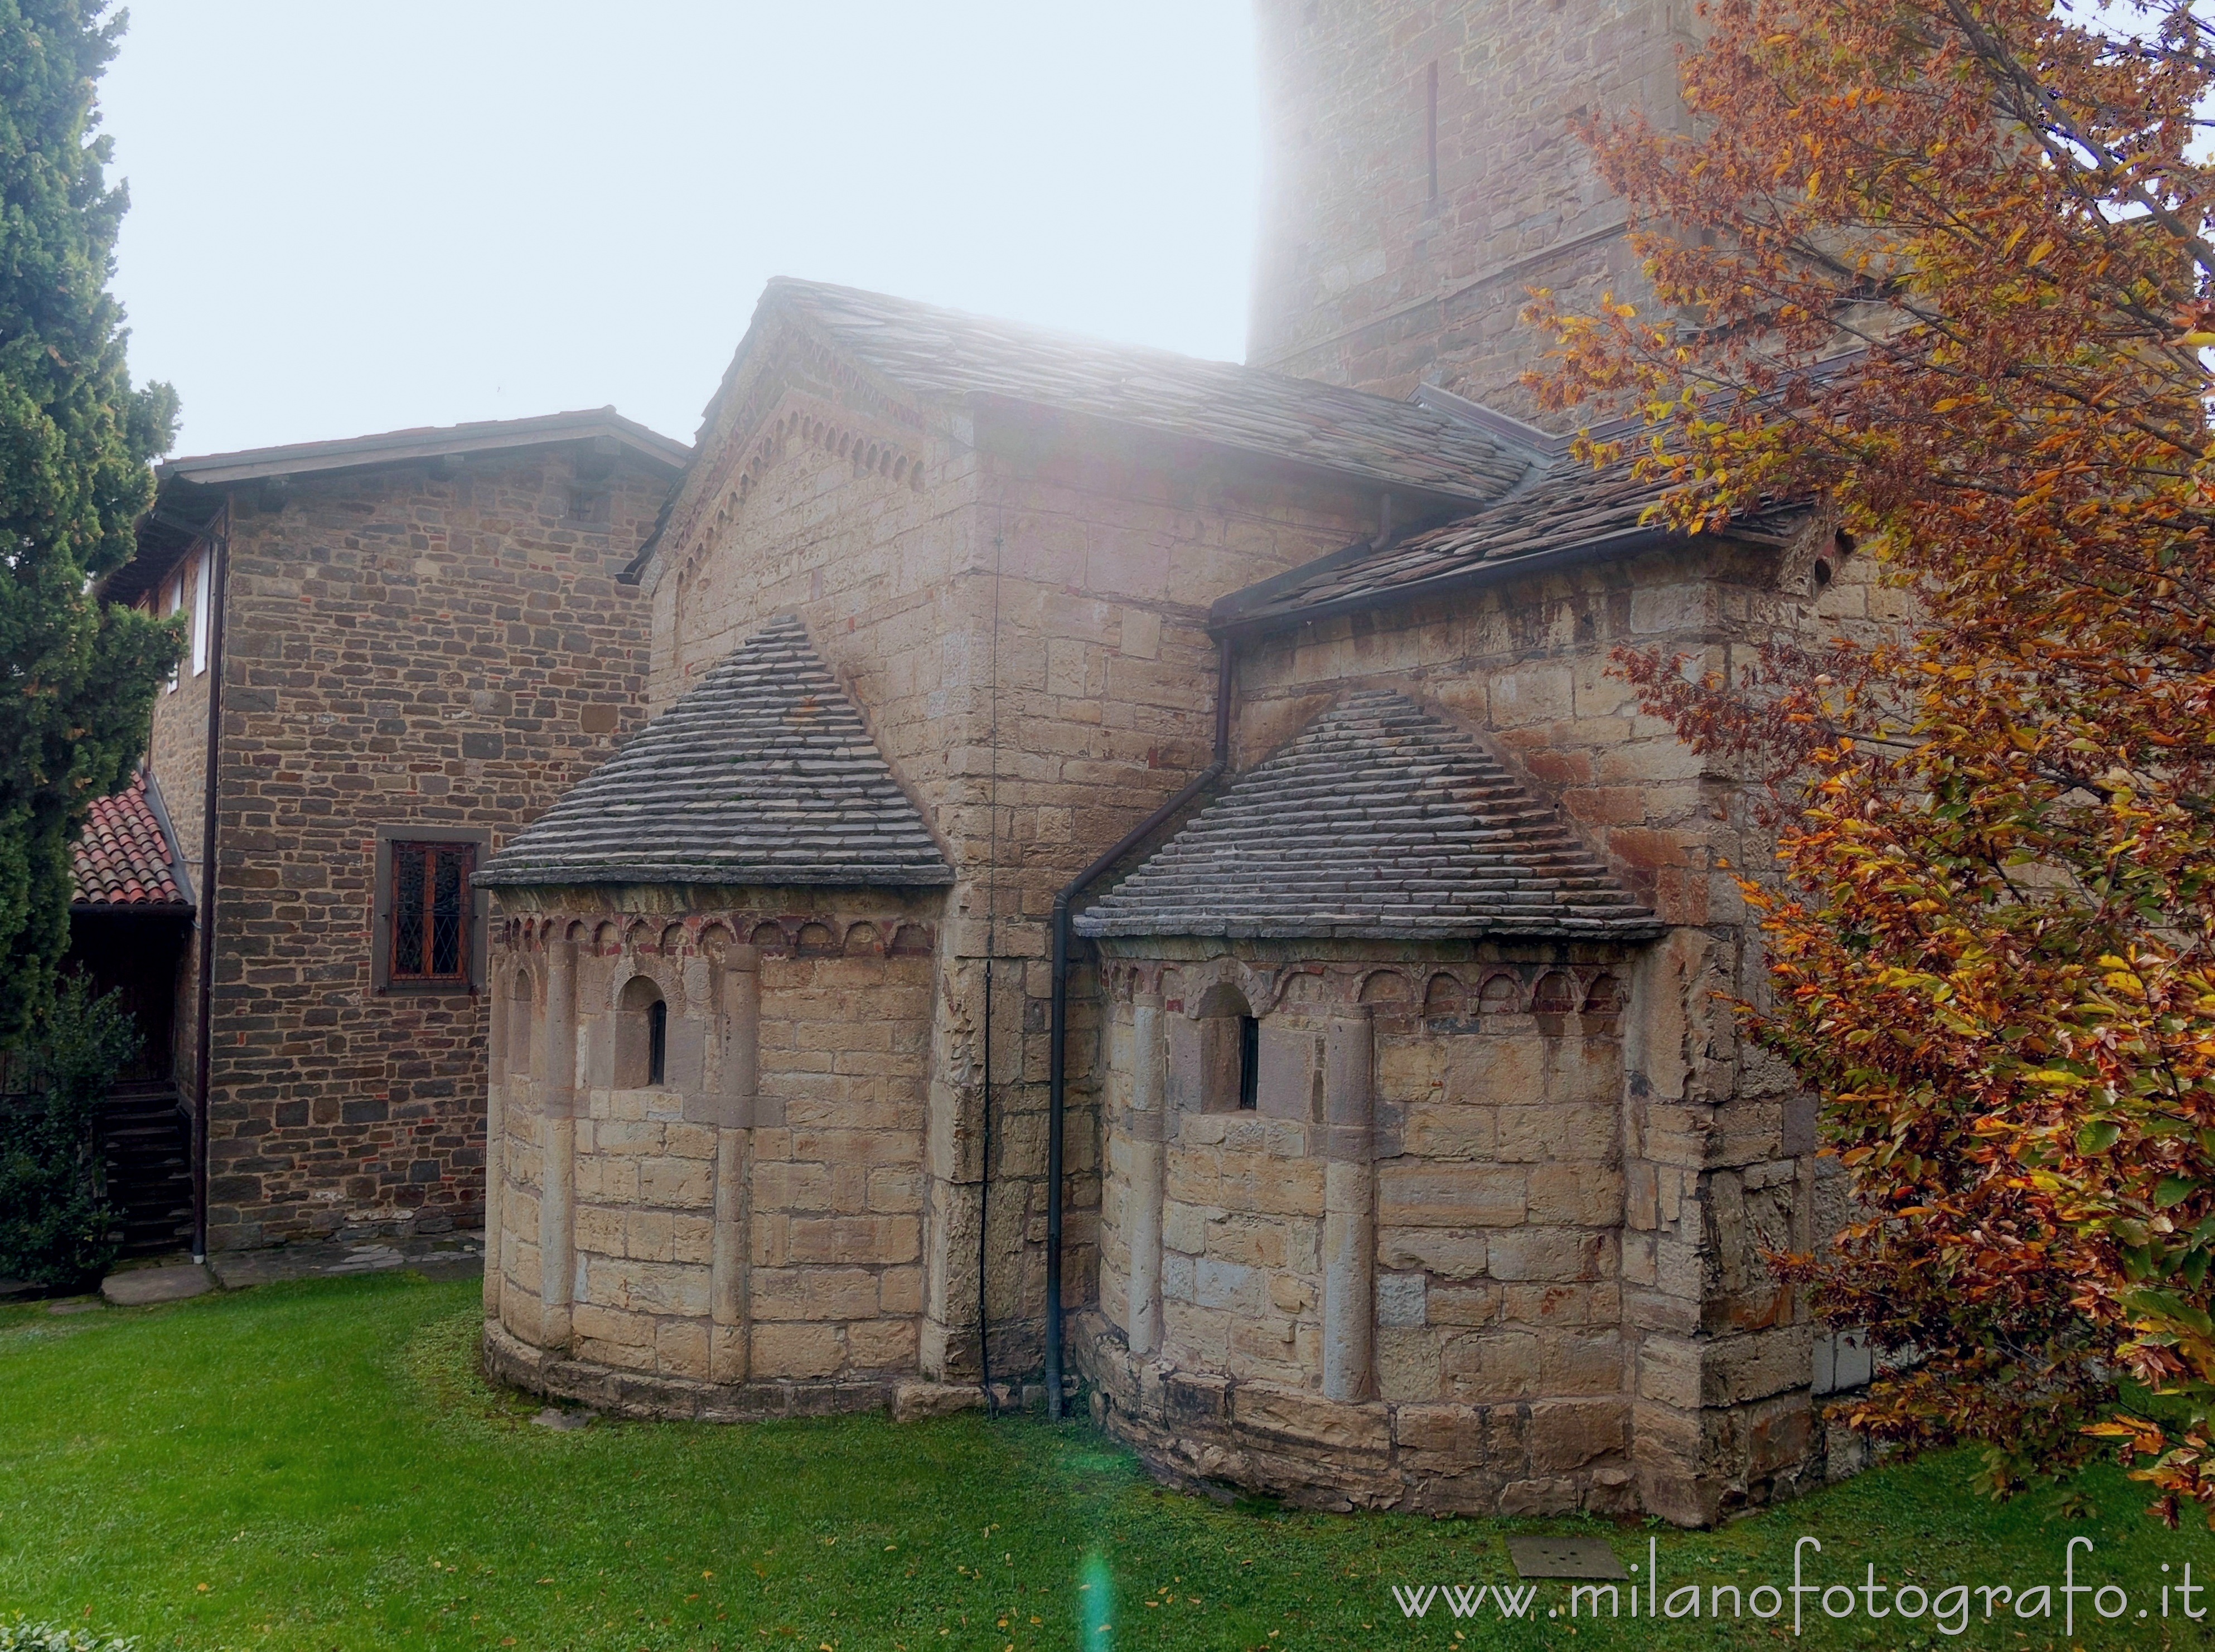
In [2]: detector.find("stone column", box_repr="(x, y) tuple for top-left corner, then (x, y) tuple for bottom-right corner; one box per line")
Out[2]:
(1125, 991), (1167, 1357)
(539, 929), (579, 1350)
(1321, 1006), (1374, 1403)
(710, 944), (761, 1384)
(483, 959), (506, 1318)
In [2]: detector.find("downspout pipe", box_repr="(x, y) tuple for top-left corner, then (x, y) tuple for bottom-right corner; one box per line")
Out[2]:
(1043, 640), (1235, 1420)
(190, 502), (230, 1264)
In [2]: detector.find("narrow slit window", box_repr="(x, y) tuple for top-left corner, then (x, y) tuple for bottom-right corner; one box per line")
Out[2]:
(616, 973), (669, 1088)
(1425, 60), (1440, 204)
(389, 841), (475, 982)
(1238, 1014), (1260, 1110)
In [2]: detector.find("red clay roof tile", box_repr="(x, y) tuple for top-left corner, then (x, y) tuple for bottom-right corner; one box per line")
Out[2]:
(70, 774), (188, 909)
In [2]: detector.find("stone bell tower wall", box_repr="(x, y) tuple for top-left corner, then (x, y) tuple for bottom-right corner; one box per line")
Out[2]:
(1247, 0), (1693, 413)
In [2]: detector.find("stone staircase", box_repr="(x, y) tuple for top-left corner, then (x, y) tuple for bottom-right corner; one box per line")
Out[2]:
(96, 1082), (193, 1258)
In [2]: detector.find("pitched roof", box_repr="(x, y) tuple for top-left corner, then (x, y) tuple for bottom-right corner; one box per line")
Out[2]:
(119, 408), (691, 611)
(71, 774), (190, 910)
(1210, 380), (1819, 634)
(476, 615), (952, 889)
(1213, 461), (1809, 633)
(159, 407), (690, 487)
(760, 279), (1530, 505)
(1072, 690), (1662, 942)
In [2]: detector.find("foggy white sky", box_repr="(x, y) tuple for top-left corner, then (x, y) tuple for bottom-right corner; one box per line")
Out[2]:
(100, 1), (1261, 458)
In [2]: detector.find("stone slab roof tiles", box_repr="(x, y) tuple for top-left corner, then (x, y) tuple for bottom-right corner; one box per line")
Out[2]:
(766, 279), (1530, 505)
(71, 774), (189, 909)
(476, 615), (952, 890)
(1073, 690), (1664, 942)
(1215, 459), (1809, 632)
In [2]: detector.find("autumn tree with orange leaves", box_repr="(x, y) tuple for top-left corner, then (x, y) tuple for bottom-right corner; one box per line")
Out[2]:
(1526, 0), (2215, 1519)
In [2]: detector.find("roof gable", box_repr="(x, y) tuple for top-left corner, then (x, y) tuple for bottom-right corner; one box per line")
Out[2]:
(637, 279), (1560, 587)
(763, 280), (1529, 504)
(1073, 690), (1661, 942)
(476, 616), (952, 890)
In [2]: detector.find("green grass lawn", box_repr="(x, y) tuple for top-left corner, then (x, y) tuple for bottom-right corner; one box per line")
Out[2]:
(4, 1273), (2214, 1651)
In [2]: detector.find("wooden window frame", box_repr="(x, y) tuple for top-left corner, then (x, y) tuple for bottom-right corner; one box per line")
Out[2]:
(372, 826), (491, 993)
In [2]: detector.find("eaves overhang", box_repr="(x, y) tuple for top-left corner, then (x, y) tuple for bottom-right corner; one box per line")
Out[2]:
(112, 408), (689, 609)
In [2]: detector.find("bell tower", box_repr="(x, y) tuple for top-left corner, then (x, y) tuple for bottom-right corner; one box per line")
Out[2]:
(1247, 0), (1691, 414)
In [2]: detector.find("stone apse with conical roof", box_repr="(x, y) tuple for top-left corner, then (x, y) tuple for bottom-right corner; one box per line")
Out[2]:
(471, 241), (1888, 1520)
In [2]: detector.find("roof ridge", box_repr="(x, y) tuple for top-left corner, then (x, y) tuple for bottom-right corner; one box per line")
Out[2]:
(744, 280), (1530, 507)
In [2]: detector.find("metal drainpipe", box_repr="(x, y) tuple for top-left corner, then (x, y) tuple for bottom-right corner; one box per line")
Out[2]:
(1043, 640), (1235, 1420)
(189, 502), (231, 1264)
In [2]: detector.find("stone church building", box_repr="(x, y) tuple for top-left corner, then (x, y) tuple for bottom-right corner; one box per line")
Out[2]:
(466, 0), (1883, 1525)
(67, 0), (1890, 1522)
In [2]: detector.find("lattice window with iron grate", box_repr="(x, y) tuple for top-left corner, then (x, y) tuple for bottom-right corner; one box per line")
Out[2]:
(389, 841), (475, 982)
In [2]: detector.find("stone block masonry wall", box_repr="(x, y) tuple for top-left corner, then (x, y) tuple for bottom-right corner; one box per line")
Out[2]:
(1234, 539), (1820, 928)
(936, 434), (1383, 1387)
(1249, 0), (1692, 410)
(1082, 946), (1639, 1515)
(485, 892), (941, 1416)
(1220, 533), (1854, 1520)
(193, 452), (665, 1249)
(641, 321), (1387, 1383)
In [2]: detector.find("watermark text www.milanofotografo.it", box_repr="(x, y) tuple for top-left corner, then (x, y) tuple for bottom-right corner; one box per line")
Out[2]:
(1387, 1538), (2209, 1636)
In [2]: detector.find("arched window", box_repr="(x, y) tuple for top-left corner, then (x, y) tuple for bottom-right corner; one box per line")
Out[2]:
(616, 974), (668, 1088)
(508, 968), (534, 1076)
(1194, 983), (1258, 1112)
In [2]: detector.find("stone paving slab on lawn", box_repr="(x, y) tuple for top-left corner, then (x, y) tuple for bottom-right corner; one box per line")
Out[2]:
(98, 1262), (212, 1305)
(207, 1229), (483, 1288)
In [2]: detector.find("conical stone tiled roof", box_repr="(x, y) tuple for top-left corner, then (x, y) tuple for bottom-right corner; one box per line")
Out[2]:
(1072, 690), (1664, 942)
(476, 615), (952, 889)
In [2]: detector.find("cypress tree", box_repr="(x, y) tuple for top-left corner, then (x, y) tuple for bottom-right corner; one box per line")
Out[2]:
(0, 0), (180, 1049)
